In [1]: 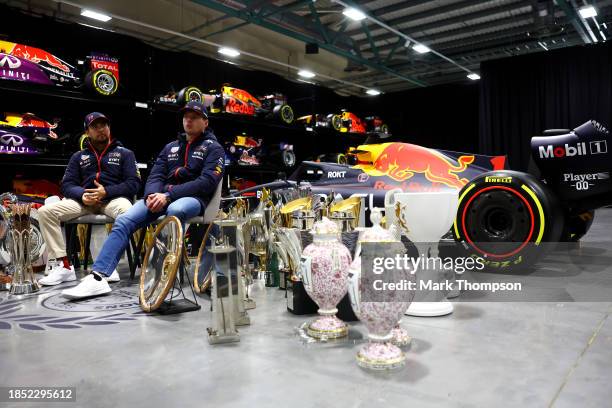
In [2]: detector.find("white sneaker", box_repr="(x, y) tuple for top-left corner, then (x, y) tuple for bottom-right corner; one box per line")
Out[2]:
(44, 259), (60, 276)
(62, 273), (111, 299)
(39, 264), (76, 286)
(106, 269), (120, 283)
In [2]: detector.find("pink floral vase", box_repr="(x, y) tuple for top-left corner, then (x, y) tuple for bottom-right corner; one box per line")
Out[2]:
(300, 217), (352, 339)
(348, 209), (413, 369)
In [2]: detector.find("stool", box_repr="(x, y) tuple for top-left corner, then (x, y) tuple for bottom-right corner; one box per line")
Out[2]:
(65, 214), (137, 273)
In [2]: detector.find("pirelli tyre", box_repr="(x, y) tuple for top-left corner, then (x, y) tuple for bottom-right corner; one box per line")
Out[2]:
(453, 170), (564, 270)
(176, 86), (202, 105)
(85, 69), (118, 96)
(272, 104), (294, 124)
(317, 153), (347, 165)
(328, 114), (342, 131)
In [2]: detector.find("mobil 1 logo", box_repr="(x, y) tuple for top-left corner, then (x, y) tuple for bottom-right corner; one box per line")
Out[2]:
(563, 172), (610, 191)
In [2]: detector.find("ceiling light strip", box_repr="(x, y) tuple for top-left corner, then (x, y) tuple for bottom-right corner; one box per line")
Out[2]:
(333, 0), (474, 75)
(52, 0), (374, 92)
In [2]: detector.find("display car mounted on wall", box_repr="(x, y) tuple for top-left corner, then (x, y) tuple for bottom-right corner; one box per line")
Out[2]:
(0, 40), (119, 96)
(0, 112), (69, 155)
(153, 84), (294, 124)
(234, 120), (612, 271)
(297, 110), (389, 134)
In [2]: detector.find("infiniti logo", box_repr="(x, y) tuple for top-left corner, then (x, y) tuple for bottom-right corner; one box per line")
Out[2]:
(0, 54), (21, 69)
(0, 133), (24, 146)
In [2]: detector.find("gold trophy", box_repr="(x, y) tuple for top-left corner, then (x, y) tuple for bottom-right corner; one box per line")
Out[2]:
(329, 196), (362, 232)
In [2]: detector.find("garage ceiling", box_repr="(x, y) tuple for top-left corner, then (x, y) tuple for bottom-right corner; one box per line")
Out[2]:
(2, 0), (611, 96)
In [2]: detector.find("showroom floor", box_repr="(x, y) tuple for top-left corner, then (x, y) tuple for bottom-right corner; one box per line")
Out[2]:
(1, 211), (611, 408)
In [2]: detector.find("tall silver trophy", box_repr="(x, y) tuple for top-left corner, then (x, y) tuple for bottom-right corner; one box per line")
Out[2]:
(7, 203), (40, 295)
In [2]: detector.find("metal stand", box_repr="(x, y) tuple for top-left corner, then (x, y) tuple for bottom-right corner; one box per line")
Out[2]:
(157, 254), (201, 315)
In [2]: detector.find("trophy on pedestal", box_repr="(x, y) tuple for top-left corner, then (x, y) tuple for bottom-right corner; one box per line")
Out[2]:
(214, 218), (250, 326)
(6, 203), (40, 295)
(207, 235), (240, 344)
(388, 191), (459, 317)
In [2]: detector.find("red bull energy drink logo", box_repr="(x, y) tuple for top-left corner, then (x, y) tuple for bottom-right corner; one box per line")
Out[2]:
(371, 143), (475, 189)
(11, 43), (70, 73)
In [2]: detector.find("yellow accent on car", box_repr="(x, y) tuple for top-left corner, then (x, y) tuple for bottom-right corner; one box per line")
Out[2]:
(521, 184), (545, 244)
(453, 183), (476, 239)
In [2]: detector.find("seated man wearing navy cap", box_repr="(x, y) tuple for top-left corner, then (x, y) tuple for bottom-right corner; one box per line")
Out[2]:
(63, 101), (225, 299)
(38, 112), (140, 287)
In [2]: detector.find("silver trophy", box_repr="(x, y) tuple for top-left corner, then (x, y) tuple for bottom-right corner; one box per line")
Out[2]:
(7, 203), (40, 295)
(207, 235), (240, 345)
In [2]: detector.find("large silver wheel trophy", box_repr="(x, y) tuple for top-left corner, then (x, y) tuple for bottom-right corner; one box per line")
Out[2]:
(3, 203), (41, 295)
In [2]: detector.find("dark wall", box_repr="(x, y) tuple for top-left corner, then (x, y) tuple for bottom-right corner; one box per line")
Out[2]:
(382, 83), (479, 152)
(479, 41), (612, 170)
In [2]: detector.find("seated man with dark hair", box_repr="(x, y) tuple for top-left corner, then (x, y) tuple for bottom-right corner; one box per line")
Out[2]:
(38, 112), (140, 286)
(62, 101), (225, 299)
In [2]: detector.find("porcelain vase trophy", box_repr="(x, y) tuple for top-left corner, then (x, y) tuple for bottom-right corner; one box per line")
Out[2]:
(7, 203), (40, 295)
(348, 210), (415, 370)
(387, 191), (459, 317)
(299, 217), (352, 340)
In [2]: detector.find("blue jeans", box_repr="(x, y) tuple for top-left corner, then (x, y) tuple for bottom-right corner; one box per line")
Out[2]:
(92, 197), (202, 276)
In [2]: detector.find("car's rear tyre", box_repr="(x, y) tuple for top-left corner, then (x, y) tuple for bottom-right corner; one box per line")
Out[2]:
(316, 153), (347, 165)
(328, 114), (342, 131)
(85, 69), (118, 96)
(453, 170), (564, 270)
(273, 104), (294, 124)
(176, 86), (202, 105)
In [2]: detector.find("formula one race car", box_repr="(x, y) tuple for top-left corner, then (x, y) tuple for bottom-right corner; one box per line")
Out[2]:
(297, 113), (343, 131)
(153, 86), (214, 106)
(232, 120), (612, 271)
(0, 112), (68, 155)
(207, 85), (294, 124)
(224, 134), (263, 166)
(0, 40), (119, 96)
(224, 134), (296, 168)
(297, 111), (389, 134)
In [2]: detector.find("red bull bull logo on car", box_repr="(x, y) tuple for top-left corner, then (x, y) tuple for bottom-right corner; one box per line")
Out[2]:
(371, 143), (475, 189)
(10, 43), (70, 72)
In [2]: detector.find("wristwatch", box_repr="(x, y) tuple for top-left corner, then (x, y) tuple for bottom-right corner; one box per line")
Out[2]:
(164, 192), (172, 204)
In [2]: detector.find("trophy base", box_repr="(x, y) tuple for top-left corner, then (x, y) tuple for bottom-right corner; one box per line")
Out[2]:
(9, 281), (40, 295)
(356, 342), (406, 370)
(405, 300), (453, 317)
(244, 298), (256, 310)
(207, 330), (240, 345)
(235, 312), (251, 326)
(157, 299), (201, 315)
(306, 315), (348, 340)
(391, 326), (412, 347)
